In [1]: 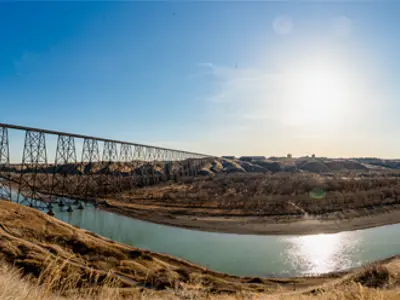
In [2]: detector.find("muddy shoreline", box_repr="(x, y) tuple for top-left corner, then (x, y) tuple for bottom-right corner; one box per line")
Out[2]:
(99, 200), (400, 235)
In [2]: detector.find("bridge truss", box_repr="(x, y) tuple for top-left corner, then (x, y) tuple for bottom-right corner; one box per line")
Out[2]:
(0, 123), (210, 213)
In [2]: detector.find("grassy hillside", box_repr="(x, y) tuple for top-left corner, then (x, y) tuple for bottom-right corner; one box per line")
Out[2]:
(0, 200), (399, 299)
(0, 253), (399, 300)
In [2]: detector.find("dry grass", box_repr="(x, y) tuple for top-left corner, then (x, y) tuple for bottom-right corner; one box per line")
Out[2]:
(0, 202), (398, 299)
(0, 262), (399, 300)
(0, 263), (122, 300)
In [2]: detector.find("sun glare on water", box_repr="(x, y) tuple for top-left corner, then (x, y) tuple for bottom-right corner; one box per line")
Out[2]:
(284, 232), (360, 275)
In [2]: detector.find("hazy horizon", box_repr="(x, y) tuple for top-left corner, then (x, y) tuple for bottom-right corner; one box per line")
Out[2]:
(2, 1), (400, 159)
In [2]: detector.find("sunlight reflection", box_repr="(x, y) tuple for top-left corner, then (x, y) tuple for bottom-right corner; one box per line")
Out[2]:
(283, 232), (361, 275)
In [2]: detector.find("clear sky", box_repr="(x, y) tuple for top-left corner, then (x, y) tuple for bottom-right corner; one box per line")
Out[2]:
(1, 1), (400, 158)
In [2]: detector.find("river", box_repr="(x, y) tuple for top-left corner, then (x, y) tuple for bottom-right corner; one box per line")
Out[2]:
(45, 203), (400, 277)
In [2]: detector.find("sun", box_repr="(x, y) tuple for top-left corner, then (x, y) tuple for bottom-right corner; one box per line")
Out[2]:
(282, 58), (353, 128)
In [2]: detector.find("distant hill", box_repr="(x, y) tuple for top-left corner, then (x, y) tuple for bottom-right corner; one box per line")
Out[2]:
(3, 157), (400, 180)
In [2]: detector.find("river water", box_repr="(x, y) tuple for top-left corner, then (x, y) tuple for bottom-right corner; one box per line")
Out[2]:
(45, 203), (400, 277)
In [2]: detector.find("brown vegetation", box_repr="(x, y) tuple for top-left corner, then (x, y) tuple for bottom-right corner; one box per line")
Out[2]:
(1, 261), (400, 300)
(95, 171), (400, 234)
(0, 200), (399, 299)
(5, 157), (400, 234)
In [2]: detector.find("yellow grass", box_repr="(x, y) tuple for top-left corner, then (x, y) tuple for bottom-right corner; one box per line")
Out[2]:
(0, 261), (399, 300)
(0, 200), (399, 300)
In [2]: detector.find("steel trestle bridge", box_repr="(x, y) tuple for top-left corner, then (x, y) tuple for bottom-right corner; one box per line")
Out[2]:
(0, 123), (211, 213)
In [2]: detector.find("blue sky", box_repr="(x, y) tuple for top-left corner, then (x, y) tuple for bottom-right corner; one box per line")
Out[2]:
(1, 1), (400, 158)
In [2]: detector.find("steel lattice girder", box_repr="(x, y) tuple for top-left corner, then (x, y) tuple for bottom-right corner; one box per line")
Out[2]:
(119, 143), (133, 162)
(101, 141), (119, 197)
(51, 135), (77, 202)
(0, 127), (11, 201)
(17, 130), (50, 209)
(78, 138), (100, 199)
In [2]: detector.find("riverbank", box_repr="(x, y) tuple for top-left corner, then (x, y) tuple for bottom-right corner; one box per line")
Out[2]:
(91, 170), (400, 235)
(7, 158), (400, 236)
(100, 197), (400, 236)
(0, 200), (399, 299)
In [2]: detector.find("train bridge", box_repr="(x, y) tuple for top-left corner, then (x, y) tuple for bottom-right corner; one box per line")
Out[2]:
(0, 123), (211, 214)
